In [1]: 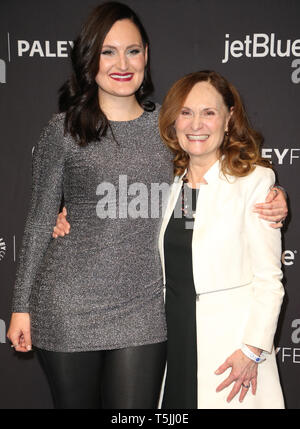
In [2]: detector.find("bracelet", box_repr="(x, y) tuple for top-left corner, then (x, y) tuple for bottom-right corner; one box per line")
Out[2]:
(241, 344), (266, 363)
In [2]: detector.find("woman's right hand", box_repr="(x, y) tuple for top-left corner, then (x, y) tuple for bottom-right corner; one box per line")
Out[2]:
(7, 313), (32, 352)
(52, 207), (70, 238)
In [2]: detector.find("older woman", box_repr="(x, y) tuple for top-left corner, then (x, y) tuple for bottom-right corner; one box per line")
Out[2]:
(158, 70), (285, 409)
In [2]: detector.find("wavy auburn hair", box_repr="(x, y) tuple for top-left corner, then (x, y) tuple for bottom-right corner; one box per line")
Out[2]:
(159, 70), (271, 177)
(59, 2), (155, 146)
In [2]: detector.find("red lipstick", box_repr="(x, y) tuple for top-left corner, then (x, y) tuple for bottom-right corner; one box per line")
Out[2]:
(109, 73), (134, 82)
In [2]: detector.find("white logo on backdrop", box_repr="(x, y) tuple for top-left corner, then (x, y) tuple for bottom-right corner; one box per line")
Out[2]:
(1, 33), (73, 82)
(222, 33), (300, 83)
(282, 250), (297, 266)
(17, 40), (74, 57)
(0, 237), (6, 261)
(262, 148), (300, 165)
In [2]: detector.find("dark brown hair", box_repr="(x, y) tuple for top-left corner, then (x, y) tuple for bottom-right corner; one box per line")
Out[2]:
(59, 2), (155, 146)
(159, 70), (271, 177)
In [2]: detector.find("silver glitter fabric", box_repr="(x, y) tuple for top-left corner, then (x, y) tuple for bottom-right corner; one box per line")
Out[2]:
(12, 106), (173, 352)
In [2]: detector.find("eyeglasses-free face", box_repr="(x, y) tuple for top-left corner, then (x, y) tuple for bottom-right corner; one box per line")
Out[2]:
(96, 19), (148, 102)
(175, 81), (232, 165)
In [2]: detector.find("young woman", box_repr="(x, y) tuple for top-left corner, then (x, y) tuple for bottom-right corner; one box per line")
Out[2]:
(8, 2), (287, 409)
(7, 2), (172, 409)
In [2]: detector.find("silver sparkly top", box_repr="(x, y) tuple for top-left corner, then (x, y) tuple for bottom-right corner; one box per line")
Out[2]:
(12, 106), (173, 352)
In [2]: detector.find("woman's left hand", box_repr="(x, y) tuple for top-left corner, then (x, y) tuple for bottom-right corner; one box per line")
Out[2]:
(215, 349), (258, 403)
(253, 187), (288, 228)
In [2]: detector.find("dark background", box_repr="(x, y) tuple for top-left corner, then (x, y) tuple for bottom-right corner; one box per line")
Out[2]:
(0, 0), (299, 409)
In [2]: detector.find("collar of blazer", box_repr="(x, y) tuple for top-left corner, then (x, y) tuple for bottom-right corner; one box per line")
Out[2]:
(174, 158), (227, 186)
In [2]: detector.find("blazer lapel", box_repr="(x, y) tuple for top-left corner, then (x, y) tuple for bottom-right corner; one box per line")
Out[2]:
(158, 171), (186, 285)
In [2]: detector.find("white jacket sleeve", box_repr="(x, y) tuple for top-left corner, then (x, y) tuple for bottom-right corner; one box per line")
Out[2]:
(242, 167), (284, 353)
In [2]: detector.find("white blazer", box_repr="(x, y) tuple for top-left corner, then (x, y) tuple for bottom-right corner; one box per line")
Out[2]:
(158, 160), (284, 353)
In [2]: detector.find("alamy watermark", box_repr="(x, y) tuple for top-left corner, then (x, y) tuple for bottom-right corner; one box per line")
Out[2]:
(95, 175), (197, 228)
(96, 176), (170, 219)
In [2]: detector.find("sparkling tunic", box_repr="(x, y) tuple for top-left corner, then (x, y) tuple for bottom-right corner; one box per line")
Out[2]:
(12, 106), (173, 352)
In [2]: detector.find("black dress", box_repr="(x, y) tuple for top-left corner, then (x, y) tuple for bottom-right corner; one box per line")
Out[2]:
(162, 186), (198, 409)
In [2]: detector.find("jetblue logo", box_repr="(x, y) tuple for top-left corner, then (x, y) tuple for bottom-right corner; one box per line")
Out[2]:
(0, 58), (6, 83)
(222, 33), (300, 64)
(222, 33), (300, 84)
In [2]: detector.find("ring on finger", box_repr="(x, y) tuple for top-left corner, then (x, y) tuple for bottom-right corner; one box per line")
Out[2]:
(272, 188), (279, 197)
(242, 383), (250, 389)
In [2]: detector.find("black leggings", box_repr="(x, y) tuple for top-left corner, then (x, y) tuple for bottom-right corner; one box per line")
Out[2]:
(35, 342), (166, 409)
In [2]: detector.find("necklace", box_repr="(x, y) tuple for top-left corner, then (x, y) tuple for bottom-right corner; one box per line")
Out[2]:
(181, 173), (198, 219)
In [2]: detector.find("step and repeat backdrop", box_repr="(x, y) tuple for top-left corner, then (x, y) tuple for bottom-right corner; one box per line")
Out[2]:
(0, 0), (299, 409)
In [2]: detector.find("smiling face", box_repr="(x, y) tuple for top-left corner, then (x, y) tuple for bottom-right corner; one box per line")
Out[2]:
(174, 81), (232, 165)
(95, 19), (148, 100)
